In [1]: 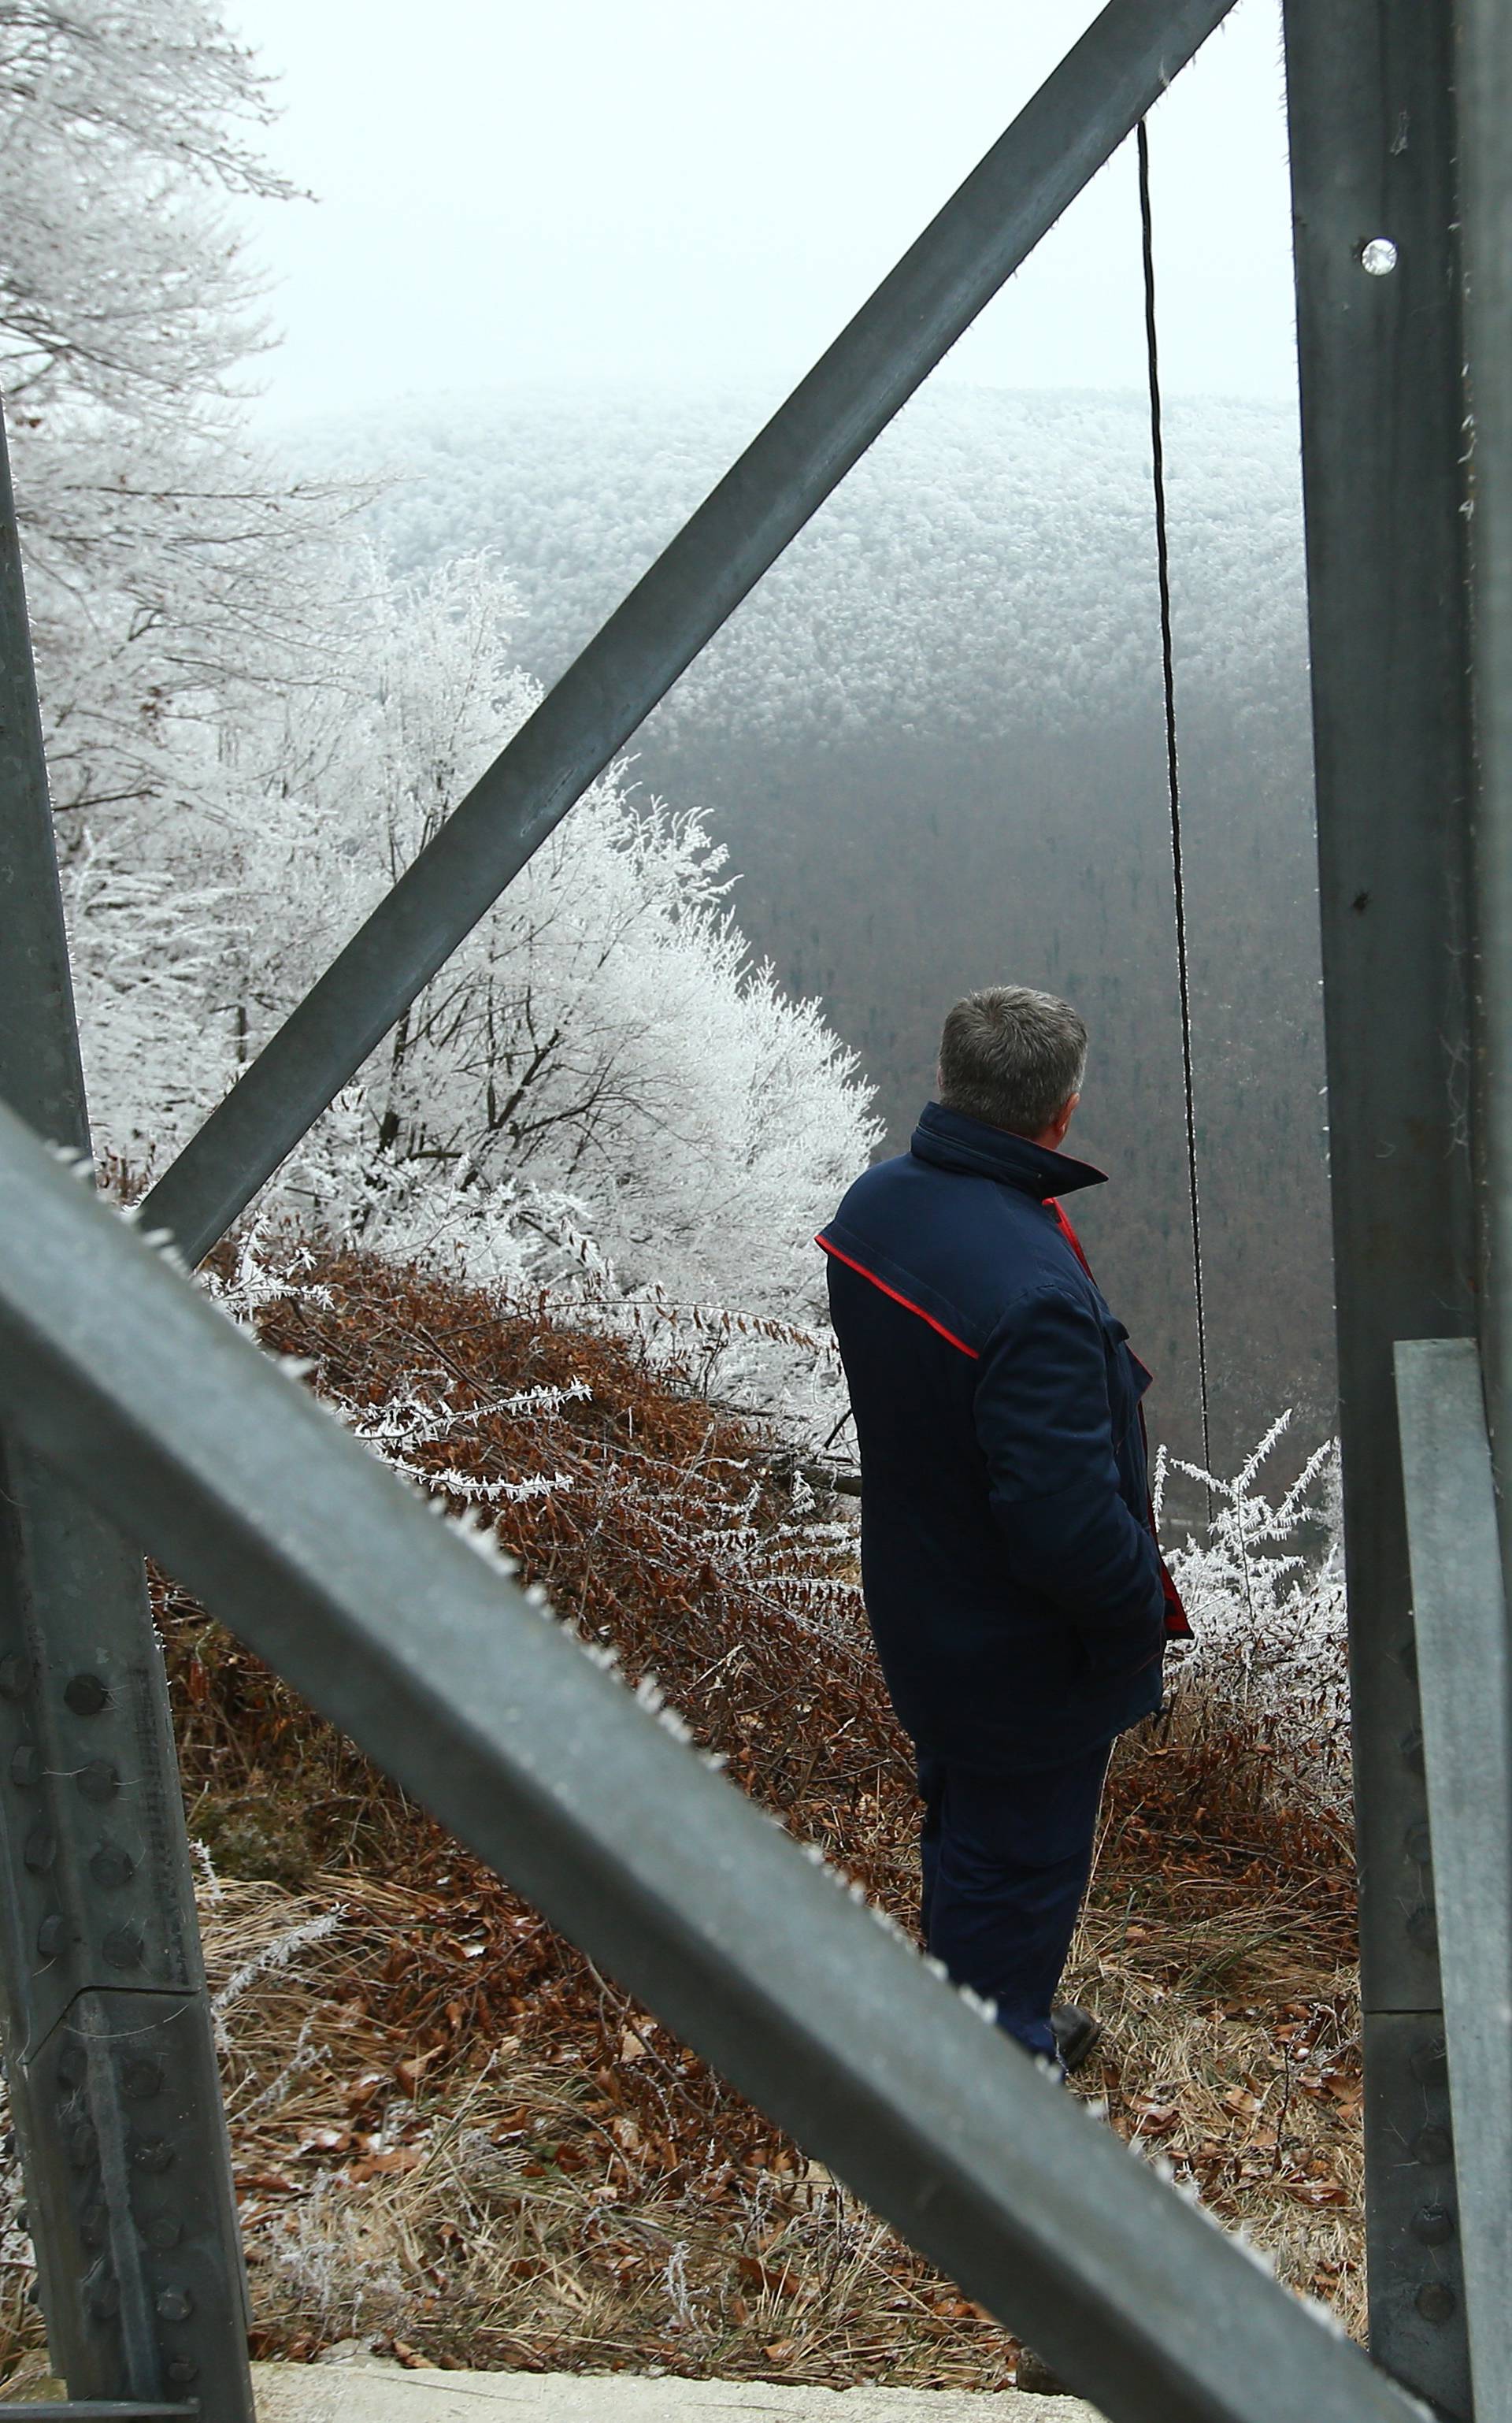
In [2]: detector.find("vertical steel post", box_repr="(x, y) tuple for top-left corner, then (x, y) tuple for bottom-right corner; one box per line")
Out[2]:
(0, 417), (254, 2421)
(1395, 1340), (1512, 2423)
(1280, 7), (1474, 2413)
(1455, 6), (1512, 1607)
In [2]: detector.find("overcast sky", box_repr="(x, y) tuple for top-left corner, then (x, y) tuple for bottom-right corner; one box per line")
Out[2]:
(226, 0), (1298, 430)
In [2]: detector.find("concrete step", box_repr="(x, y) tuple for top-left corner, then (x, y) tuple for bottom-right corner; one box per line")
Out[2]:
(252, 2354), (1106, 2423)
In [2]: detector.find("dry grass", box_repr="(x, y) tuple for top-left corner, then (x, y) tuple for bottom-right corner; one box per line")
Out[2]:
(0, 1244), (1362, 2385)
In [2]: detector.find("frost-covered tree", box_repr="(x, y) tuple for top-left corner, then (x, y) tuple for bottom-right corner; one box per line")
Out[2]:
(0, 1), (355, 820)
(72, 551), (882, 1349)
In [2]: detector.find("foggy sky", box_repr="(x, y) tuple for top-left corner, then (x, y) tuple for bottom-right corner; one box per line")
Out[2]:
(225, 0), (1299, 428)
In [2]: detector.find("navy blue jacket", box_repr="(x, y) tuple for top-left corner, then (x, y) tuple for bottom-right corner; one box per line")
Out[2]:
(820, 1102), (1167, 1772)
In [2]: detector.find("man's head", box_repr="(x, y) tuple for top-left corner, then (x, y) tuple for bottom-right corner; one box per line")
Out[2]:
(937, 985), (1087, 1147)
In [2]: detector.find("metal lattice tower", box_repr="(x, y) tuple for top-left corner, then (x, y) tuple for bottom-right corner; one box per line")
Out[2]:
(0, 4), (1508, 2419)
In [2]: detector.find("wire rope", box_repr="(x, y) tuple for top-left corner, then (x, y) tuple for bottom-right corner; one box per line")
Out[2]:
(1137, 117), (1213, 1481)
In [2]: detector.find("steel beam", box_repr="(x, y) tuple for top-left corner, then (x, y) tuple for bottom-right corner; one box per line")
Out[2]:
(0, 1098), (1429, 2423)
(139, 0), (1240, 1268)
(1455, 0), (1512, 1621)
(1396, 1338), (1512, 2423)
(0, 420), (254, 2423)
(1280, 5), (1475, 2410)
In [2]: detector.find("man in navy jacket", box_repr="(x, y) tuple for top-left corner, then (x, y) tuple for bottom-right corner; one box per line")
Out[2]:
(819, 985), (1183, 2069)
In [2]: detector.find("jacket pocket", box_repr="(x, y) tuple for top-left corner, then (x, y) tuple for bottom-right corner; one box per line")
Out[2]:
(1073, 1616), (1165, 1686)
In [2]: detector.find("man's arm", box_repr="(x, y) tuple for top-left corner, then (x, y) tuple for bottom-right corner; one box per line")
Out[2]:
(973, 1284), (1166, 1642)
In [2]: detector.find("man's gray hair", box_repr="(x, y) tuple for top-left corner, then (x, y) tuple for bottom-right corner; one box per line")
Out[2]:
(937, 985), (1088, 1137)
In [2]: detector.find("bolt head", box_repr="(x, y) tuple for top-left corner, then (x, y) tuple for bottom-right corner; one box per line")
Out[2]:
(76, 1759), (119, 1804)
(121, 2056), (162, 2102)
(87, 2270), (120, 2321)
(131, 2137), (173, 2174)
(155, 2285), (194, 2323)
(69, 2123), (98, 2172)
(8, 1744), (40, 1789)
(56, 2043), (86, 2091)
(90, 1844), (134, 1890)
(1412, 2125), (1453, 2166)
(1406, 1902), (1439, 1951)
(22, 1826), (54, 1873)
(144, 2212), (182, 2251)
(1417, 2281), (1457, 2324)
(64, 1673), (109, 1716)
(1410, 2033), (1448, 2087)
(102, 1926), (143, 1971)
(36, 1913), (68, 1959)
(1404, 1821), (1432, 1865)
(0, 1654), (33, 1701)
(165, 2360), (199, 2386)
(1413, 2203), (1456, 2247)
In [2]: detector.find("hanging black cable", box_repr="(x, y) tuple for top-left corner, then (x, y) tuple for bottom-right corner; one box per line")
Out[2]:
(1137, 117), (1213, 1479)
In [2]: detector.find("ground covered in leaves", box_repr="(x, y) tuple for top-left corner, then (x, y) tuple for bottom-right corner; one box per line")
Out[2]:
(0, 1247), (1362, 2387)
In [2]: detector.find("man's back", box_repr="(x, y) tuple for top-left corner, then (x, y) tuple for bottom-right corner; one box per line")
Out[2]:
(821, 1100), (1166, 1772)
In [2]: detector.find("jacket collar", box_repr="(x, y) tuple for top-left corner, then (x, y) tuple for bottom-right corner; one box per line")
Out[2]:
(909, 1100), (1107, 1200)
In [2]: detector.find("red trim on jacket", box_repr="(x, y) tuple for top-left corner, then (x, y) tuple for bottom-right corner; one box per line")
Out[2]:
(1047, 1202), (1192, 1640)
(816, 1234), (980, 1361)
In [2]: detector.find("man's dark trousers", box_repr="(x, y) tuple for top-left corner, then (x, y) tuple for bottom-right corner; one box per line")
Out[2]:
(917, 1740), (1113, 2065)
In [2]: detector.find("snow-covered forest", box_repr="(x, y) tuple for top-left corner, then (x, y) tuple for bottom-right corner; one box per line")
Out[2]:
(2, 2), (1329, 1479)
(291, 383), (1328, 1477)
(3, 3), (880, 1427)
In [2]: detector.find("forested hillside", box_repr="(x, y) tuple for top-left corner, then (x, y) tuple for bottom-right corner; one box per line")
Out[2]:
(294, 384), (1329, 1484)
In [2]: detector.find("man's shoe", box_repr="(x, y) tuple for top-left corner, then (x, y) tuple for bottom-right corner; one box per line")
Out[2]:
(1050, 2002), (1102, 2075)
(1015, 2348), (1073, 2397)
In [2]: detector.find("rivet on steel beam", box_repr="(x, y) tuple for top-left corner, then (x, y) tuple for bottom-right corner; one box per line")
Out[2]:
(1417, 2281), (1458, 2324)
(132, 2138), (173, 2174)
(35, 1912), (68, 1958)
(143, 2212), (182, 2251)
(0, 1654), (33, 1699)
(68, 2122), (98, 2171)
(155, 2285), (194, 2323)
(1410, 2032), (1449, 2087)
(87, 2269), (120, 2321)
(76, 1759), (118, 1803)
(21, 1825), (53, 1872)
(121, 2056), (163, 2101)
(8, 1742), (40, 1788)
(64, 1674), (109, 1717)
(102, 1925), (143, 1970)
(1412, 2203), (1456, 2245)
(1404, 1820), (1432, 1864)
(90, 1843), (134, 1889)
(165, 2361), (199, 2386)
(1406, 1901), (1439, 1950)
(1412, 2124), (1454, 2165)
(1400, 1724), (1426, 1775)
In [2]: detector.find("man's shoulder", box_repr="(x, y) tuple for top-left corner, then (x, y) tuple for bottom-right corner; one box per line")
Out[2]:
(821, 1152), (1091, 1353)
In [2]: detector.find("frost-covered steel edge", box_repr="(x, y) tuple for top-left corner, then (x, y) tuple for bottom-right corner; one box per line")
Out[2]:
(0, 423), (254, 2422)
(139, 0), (1240, 1270)
(1281, 4), (1477, 2412)
(0, 1104), (1429, 2423)
(1395, 1341), (1512, 2423)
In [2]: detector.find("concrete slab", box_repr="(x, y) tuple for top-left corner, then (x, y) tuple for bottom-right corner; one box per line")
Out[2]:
(251, 2358), (1106, 2423)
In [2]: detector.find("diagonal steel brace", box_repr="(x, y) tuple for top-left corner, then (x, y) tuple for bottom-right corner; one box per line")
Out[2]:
(0, 1098), (1426, 2423)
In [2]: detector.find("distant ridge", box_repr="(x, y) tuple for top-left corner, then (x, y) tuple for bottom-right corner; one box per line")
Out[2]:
(288, 383), (1307, 750)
